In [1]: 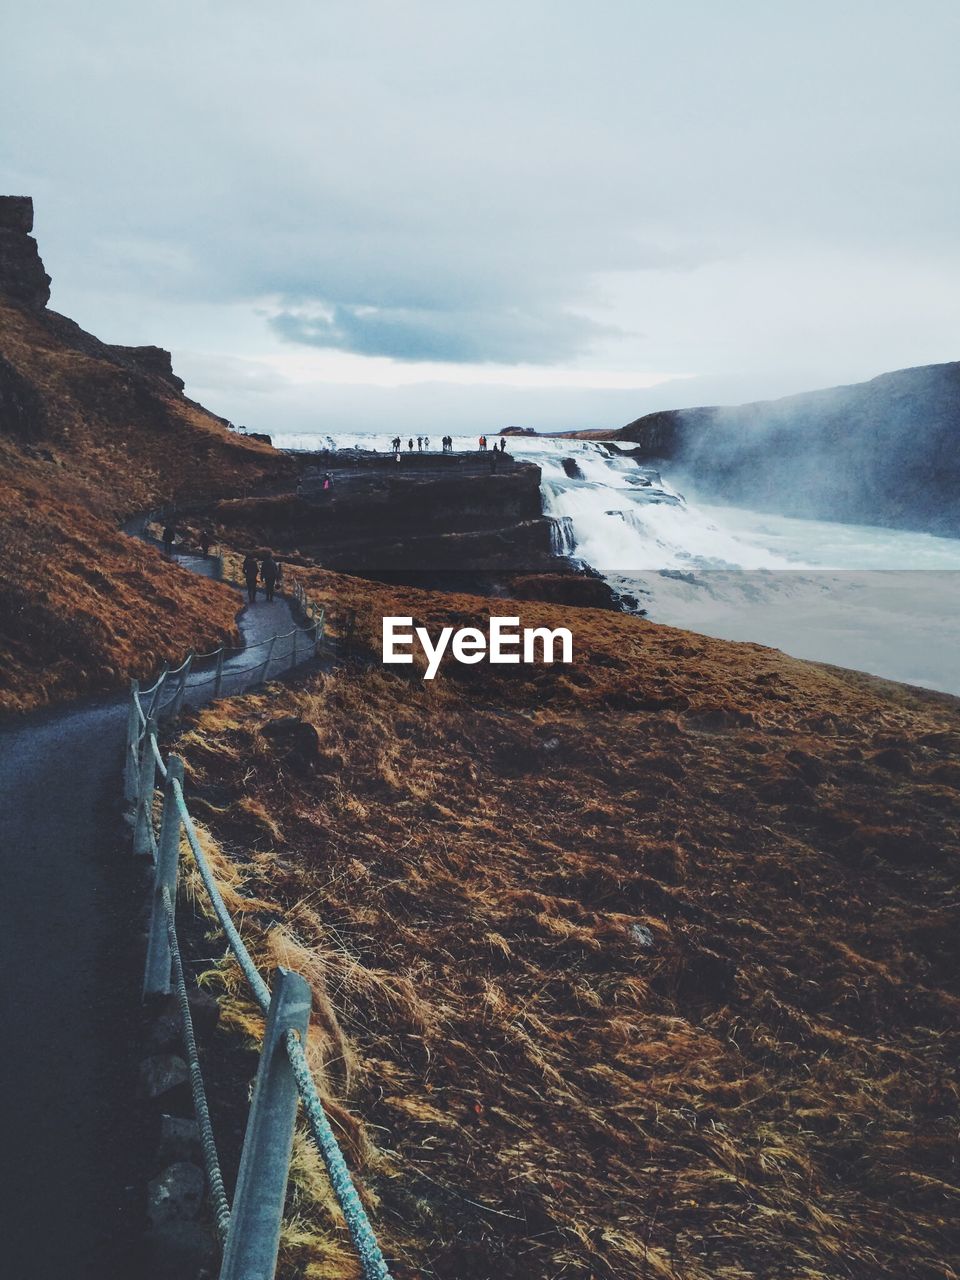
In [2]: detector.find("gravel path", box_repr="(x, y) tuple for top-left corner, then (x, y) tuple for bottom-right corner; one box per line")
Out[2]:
(0, 545), (314, 1278)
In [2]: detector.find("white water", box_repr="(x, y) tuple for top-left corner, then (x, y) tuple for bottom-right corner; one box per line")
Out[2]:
(271, 429), (960, 695)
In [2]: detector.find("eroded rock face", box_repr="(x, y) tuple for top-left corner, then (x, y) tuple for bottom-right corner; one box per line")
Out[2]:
(0, 352), (47, 438)
(618, 361), (960, 536)
(0, 196), (51, 309)
(108, 344), (186, 391)
(214, 464), (557, 571)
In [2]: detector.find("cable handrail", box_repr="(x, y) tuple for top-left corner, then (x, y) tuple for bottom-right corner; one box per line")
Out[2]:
(126, 584), (392, 1280)
(162, 883), (231, 1243)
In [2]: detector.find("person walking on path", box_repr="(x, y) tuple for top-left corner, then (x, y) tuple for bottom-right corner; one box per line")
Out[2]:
(162, 523), (176, 556)
(199, 528), (212, 558)
(243, 552), (260, 603)
(261, 551), (280, 603)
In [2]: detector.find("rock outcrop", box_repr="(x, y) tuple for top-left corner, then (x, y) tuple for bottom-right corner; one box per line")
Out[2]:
(0, 196), (51, 309)
(212, 464), (560, 571)
(108, 344), (186, 391)
(0, 196), (289, 714)
(616, 361), (960, 535)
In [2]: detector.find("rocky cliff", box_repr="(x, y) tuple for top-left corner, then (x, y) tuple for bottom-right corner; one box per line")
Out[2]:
(0, 196), (51, 309)
(617, 362), (960, 535)
(212, 464), (560, 572)
(0, 196), (290, 713)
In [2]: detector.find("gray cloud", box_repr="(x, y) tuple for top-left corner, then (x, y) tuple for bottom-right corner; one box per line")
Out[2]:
(269, 302), (614, 364)
(1, 0), (958, 402)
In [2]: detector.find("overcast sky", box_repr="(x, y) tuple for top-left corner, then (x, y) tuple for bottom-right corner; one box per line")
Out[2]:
(3, 1), (959, 434)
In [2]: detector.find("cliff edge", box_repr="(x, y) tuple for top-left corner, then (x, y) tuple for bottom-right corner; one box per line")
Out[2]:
(617, 362), (960, 535)
(0, 197), (289, 714)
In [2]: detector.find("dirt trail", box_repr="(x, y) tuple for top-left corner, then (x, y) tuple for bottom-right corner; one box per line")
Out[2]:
(0, 549), (309, 1279)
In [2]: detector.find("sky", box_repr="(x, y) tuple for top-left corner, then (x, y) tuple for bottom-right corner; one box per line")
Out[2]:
(2, 0), (959, 436)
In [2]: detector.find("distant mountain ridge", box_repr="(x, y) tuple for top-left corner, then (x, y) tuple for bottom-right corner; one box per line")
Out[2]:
(614, 361), (960, 535)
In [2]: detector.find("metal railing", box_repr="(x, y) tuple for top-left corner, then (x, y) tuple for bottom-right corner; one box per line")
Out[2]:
(124, 592), (393, 1280)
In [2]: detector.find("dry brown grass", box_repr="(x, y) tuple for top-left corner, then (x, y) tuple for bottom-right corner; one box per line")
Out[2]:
(0, 298), (289, 713)
(174, 572), (960, 1280)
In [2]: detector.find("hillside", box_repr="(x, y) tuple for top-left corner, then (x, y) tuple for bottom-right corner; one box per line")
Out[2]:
(615, 362), (960, 535)
(0, 197), (290, 713)
(173, 568), (960, 1280)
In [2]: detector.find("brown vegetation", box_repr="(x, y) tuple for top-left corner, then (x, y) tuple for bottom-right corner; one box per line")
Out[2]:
(174, 572), (960, 1280)
(0, 297), (288, 713)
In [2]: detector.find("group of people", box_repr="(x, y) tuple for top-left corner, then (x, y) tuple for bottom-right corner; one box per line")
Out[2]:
(242, 550), (282, 604)
(391, 435), (433, 452)
(388, 434), (507, 454)
(479, 436), (507, 453)
(162, 524), (213, 558)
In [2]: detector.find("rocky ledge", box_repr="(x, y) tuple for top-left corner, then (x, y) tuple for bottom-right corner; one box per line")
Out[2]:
(0, 196), (51, 309)
(203, 455), (619, 605)
(214, 462), (556, 570)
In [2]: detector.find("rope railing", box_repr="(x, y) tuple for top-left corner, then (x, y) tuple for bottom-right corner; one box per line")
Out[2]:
(125, 587), (392, 1280)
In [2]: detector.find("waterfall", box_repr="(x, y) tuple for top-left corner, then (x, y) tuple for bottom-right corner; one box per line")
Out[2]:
(268, 428), (960, 692)
(549, 515), (576, 556)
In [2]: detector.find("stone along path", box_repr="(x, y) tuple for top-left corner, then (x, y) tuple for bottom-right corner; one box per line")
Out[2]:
(0, 552), (313, 1279)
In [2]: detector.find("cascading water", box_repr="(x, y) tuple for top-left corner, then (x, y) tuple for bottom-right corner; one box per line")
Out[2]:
(273, 429), (960, 694)
(509, 437), (960, 693)
(549, 515), (576, 556)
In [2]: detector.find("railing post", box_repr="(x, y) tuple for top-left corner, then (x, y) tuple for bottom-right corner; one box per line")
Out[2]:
(133, 716), (159, 860)
(290, 627), (299, 670)
(259, 634), (277, 688)
(214, 647), (225, 699)
(124, 679), (141, 806)
(143, 758), (185, 998)
(220, 969), (312, 1280)
(173, 651), (194, 719)
(147, 663), (169, 719)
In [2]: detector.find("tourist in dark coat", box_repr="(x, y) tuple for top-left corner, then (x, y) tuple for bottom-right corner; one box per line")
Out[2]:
(242, 553), (259, 603)
(261, 551), (280, 603)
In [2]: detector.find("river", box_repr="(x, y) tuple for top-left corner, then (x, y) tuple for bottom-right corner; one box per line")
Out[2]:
(273, 431), (960, 696)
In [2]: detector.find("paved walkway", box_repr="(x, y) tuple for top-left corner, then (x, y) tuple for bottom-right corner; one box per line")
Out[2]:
(0, 545), (314, 1278)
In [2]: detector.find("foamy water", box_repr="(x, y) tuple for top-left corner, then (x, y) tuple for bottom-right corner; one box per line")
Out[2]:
(272, 430), (960, 694)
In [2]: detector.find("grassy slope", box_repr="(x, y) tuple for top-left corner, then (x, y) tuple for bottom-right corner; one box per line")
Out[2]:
(0, 298), (287, 713)
(175, 570), (960, 1280)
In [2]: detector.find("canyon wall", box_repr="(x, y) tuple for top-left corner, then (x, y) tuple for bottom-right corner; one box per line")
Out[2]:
(618, 361), (960, 535)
